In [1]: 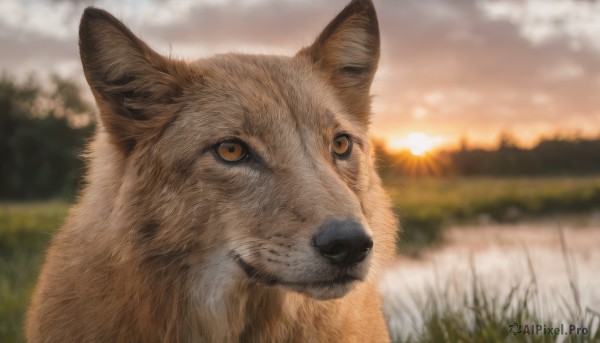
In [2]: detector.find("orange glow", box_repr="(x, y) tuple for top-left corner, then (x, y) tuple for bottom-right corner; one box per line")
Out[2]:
(387, 132), (444, 156)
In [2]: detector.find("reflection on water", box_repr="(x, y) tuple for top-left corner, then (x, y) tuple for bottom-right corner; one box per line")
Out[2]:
(381, 218), (600, 340)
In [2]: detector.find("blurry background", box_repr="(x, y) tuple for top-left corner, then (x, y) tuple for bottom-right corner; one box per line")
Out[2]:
(1, 0), (600, 342)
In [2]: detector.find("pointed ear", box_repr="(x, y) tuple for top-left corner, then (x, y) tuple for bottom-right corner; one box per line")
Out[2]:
(299, 0), (380, 126)
(79, 7), (198, 154)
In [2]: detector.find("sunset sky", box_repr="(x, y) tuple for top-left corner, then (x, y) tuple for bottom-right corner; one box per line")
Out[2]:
(2, 0), (600, 150)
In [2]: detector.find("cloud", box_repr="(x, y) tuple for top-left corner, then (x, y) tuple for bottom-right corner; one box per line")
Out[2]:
(481, 0), (600, 49)
(371, 0), (600, 145)
(140, 1), (341, 48)
(1, 0), (600, 146)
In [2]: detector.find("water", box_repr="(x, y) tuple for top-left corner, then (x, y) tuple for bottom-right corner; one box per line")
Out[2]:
(381, 218), (600, 340)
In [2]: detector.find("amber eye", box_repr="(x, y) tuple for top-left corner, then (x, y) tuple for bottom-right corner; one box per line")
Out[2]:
(215, 141), (247, 163)
(332, 134), (352, 158)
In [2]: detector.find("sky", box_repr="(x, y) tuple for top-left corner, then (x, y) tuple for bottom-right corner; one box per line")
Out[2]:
(2, 0), (600, 150)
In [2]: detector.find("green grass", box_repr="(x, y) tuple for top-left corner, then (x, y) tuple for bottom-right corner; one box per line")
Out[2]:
(391, 267), (600, 342)
(0, 202), (68, 342)
(387, 176), (600, 255)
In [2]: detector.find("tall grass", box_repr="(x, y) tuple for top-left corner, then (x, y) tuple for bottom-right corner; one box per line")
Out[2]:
(0, 202), (68, 342)
(387, 228), (600, 343)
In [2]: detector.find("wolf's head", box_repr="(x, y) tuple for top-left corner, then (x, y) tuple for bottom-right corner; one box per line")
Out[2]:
(79, 0), (396, 301)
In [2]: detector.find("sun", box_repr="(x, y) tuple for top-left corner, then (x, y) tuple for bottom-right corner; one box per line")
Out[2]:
(387, 132), (445, 157)
(385, 132), (447, 175)
(405, 132), (437, 156)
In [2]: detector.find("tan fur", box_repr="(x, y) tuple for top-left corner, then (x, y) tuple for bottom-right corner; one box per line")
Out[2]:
(26, 0), (398, 342)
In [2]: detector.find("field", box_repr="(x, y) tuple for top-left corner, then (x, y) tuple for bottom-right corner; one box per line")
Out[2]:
(0, 202), (69, 342)
(2, 177), (600, 341)
(387, 176), (600, 255)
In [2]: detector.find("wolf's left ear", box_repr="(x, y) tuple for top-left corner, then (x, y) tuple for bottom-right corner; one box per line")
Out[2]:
(299, 0), (380, 126)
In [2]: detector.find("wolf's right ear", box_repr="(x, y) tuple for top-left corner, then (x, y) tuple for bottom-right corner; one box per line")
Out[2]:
(79, 7), (198, 154)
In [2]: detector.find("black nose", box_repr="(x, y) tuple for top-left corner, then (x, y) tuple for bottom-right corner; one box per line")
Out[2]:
(313, 220), (373, 267)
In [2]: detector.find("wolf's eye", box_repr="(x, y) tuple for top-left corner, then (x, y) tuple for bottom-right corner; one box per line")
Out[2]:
(215, 141), (247, 163)
(332, 134), (352, 158)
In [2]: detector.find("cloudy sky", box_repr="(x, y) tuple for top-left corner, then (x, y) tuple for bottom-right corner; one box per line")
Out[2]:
(2, 0), (600, 149)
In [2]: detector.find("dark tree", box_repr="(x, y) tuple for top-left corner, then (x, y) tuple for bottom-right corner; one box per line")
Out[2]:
(0, 74), (94, 200)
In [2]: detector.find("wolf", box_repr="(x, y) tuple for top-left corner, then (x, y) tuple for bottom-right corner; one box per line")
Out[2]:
(25, 0), (398, 341)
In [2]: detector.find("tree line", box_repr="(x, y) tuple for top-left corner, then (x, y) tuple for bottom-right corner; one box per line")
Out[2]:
(0, 74), (93, 200)
(2, 73), (600, 200)
(376, 135), (600, 179)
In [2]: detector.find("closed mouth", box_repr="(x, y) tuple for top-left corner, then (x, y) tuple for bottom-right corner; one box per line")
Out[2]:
(235, 255), (279, 286)
(234, 254), (360, 288)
